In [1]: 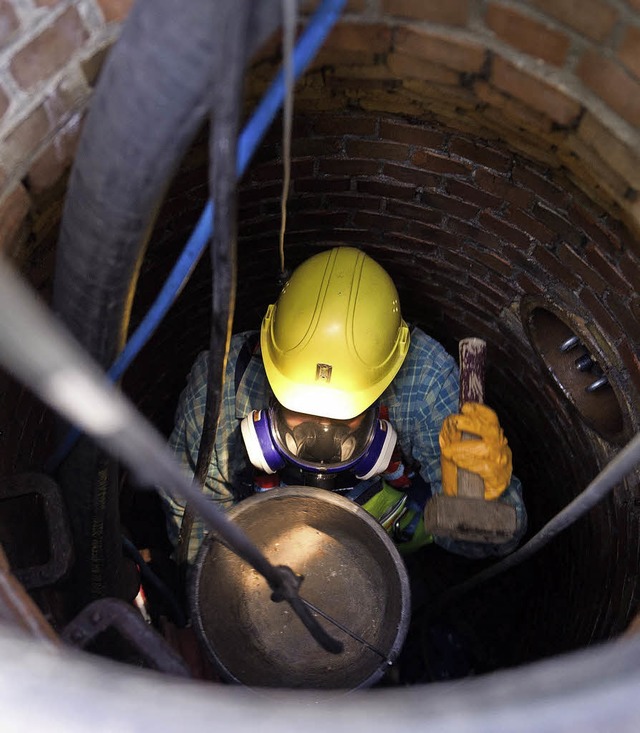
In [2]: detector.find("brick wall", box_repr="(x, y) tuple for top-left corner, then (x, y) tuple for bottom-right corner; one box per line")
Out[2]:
(247, 0), (640, 240)
(0, 0), (131, 260)
(235, 113), (639, 442)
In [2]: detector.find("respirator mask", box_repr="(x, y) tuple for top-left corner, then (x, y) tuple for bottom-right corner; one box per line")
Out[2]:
(240, 400), (397, 484)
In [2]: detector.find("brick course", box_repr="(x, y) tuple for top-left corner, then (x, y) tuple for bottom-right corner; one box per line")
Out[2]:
(529, 0), (618, 43)
(617, 26), (640, 81)
(486, 3), (571, 67)
(577, 50), (640, 127)
(0, 184), (30, 254)
(393, 27), (487, 73)
(491, 56), (582, 126)
(10, 7), (89, 91)
(382, 0), (470, 26)
(0, 0), (19, 50)
(96, 0), (135, 23)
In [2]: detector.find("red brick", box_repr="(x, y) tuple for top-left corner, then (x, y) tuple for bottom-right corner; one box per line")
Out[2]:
(25, 117), (81, 194)
(474, 79), (555, 134)
(324, 73), (400, 94)
(445, 179), (502, 209)
(407, 220), (459, 247)
(516, 270), (545, 294)
(0, 185), (31, 254)
(512, 163), (568, 207)
(619, 252), (640, 287)
(491, 56), (582, 126)
(531, 245), (581, 288)
(382, 162), (439, 188)
(393, 27), (486, 73)
(353, 210), (406, 233)
(577, 112), (640, 194)
(576, 50), (640, 127)
(557, 243), (608, 295)
(473, 169), (534, 209)
(618, 340), (640, 396)
(10, 8), (88, 90)
(96, 0), (135, 23)
(379, 119), (446, 148)
(530, 0), (618, 42)
(4, 105), (51, 165)
(506, 207), (556, 244)
(486, 3), (570, 67)
(312, 115), (377, 136)
(448, 218), (497, 249)
(583, 243), (634, 295)
(319, 158), (380, 176)
(290, 138), (341, 158)
(531, 201), (583, 247)
(385, 200), (443, 225)
(422, 190), (479, 219)
(322, 23), (392, 55)
(345, 139), (410, 162)
(617, 26), (640, 81)
(357, 179), (415, 200)
(387, 52), (462, 86)
(444, 249), (491, 280)
(567, 203), (623, 254)
(448, 137), (511, 172)
(327, 194), (381, 211)
(411, 149), (470, 175)
(473, 249), (514, 277)
(479, 212), (532, 248)
(81, 45), (111, 87)
(579, 288), (621, 338)
(295, 177), (351, 193)
(379, 233), (439, 256)
(238, 183), (282, 205)
(382, 0), (470, 26)
(288, 211), (351, 230)
(0, 0), (19, 50)
(284, 196), (323, 215)
(251, 159), (314, 183)
(0, 84), (9, 121)
(606, 295), (640, 345)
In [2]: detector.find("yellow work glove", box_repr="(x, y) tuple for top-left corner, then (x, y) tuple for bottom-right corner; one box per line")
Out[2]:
(439, 402), (512, 500)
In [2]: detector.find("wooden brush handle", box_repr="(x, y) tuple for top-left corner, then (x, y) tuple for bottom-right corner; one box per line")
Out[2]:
(457, 338), (487, 500)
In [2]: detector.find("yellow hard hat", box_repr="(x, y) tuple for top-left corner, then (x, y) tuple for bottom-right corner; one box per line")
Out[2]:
(260, 247), (410, 419)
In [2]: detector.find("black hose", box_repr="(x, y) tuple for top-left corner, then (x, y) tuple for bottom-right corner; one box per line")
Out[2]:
(177, 2), (252, 570)
(51, 0), (285, 612)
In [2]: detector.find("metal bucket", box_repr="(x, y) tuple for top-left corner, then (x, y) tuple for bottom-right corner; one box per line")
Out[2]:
(191, 486), (411, 690)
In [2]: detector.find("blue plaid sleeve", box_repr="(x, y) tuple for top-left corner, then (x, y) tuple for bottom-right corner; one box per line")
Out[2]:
(161, 333), (257, 560)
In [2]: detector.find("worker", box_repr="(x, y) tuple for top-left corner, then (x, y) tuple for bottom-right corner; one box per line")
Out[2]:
(162, 247), (526, 562)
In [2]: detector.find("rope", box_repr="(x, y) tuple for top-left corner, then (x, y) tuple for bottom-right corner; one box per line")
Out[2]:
(278, 0), (297, 277)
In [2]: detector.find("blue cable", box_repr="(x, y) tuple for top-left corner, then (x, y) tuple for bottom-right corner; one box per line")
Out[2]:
(47, 0), (347, 471)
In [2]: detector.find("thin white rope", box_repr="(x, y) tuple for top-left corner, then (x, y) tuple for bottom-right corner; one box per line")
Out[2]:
(279, 0), (297, 276)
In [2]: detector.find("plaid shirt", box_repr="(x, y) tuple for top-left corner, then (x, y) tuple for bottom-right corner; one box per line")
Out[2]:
(163, 327), (526, 560)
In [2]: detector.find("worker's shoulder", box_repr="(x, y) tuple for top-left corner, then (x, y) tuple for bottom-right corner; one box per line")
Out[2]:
(404, 326), (457, 375)
(186, 331), (259, 383)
